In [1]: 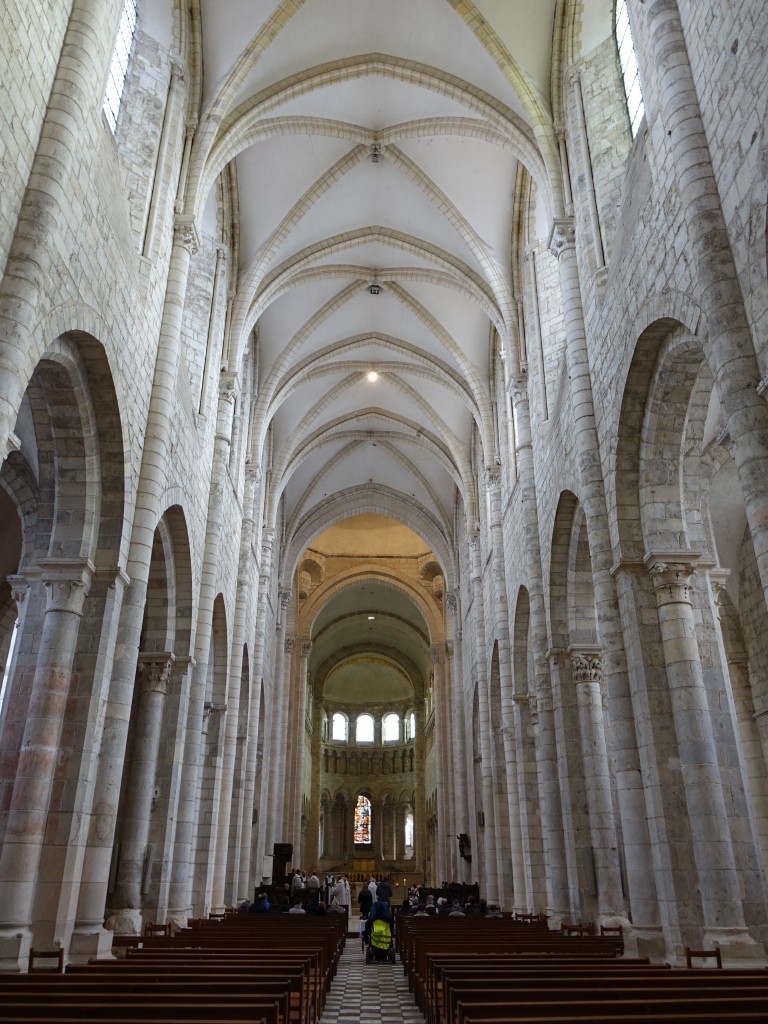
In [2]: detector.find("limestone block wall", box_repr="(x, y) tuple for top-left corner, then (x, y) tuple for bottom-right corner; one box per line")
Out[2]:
(0, 0), (71, 277)
(679, 0), (768, 368)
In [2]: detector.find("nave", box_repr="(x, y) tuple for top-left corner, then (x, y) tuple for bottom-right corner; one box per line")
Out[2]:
(319, 919), (424, 1024)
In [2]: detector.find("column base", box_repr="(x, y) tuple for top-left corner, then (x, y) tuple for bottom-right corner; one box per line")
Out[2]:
(0, 926), (33, 972)
(166, 909), (189, 932)
(105, 908), (143, 936)
(624, 924), (666, 963)
(69, 924), (116, 962)
(703, 927), (766, 966)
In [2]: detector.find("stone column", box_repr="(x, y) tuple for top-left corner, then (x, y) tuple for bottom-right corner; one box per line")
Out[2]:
(547, 648), (582, 920)
(149, 655), (194, 928)
(0, 558), (93, 968)
(110, 653), (174, 934)
(468, 535), (500, 904)
(163, 381), (235, 923)
(245, 521), (273, 889)
(431, 644), (452, 883)
(570, 648), (628, 928)
(444, 599), (464, 881)
(510, 691), (543, 912)
(533, 690), (570, 927)
(212, 466), (260, 911)
(647, 557), (759, 957)
(288, 641), (312, 852)
(548, 229), (663, 954)
(509, 375), (563, 917)
(710, 573), (768, 878)
(264, 617), (292, 852)
(486, 466), (518, 907)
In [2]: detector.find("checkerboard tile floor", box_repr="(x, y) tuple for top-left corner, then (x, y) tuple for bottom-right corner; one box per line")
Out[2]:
(321, 929), (425, 1024)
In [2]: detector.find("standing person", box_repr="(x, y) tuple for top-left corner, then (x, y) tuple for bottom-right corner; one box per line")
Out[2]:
(340, 874), (351, 911)
(368, 876), (378, 902)
(358, 883), (373, 920)
(376, 875), (393, 904)
(290, 868), (303, 897)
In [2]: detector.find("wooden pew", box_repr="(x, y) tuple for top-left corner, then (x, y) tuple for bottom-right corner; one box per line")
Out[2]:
(453, 995), (768, 1024)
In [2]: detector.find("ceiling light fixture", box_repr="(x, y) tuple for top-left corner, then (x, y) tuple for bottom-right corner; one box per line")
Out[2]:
(367, 371), (378, 382)
(369, 283), (380, 295)
(367, 615), (375, 620)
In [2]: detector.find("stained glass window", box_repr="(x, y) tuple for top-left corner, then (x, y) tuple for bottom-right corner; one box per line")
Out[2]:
(615, 0), (646, 138)
(103, 0), (138, 133)
(354, 795), (372, 844)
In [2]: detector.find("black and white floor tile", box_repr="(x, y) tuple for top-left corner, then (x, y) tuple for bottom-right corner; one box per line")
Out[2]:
(321, 926), (425, 1024)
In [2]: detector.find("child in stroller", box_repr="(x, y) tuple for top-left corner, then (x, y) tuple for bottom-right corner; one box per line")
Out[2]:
(363, 900), (395, 963)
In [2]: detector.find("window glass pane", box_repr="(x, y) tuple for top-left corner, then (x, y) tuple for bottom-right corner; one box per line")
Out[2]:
(615, 0), (645, 139)
(354, 795), (372, 844)
(404, 813), (414, 848)
(356, 713), (374, 742)
(382, 712), (399, 742)
(103, 0), (138, 133)
(331, 713), (347, 741)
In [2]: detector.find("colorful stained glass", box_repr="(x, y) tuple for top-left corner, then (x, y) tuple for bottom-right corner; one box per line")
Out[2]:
(354, 794), (372, 844)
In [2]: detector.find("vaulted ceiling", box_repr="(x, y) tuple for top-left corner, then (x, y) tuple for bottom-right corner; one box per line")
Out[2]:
(181, 0), (613, 581)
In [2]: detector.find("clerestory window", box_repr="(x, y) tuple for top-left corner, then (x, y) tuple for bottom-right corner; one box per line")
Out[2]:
(615, 0), (646, 138)
(356, 713), (374, 743)
(331, 712), (347, 742)
(103, 0), (138, 133)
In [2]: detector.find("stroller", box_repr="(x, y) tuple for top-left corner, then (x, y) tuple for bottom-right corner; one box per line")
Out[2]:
(364, 902), (395, 963)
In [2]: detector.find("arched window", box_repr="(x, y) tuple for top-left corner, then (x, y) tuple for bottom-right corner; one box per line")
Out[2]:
(331, 712), (347, 741)
(405, 711), (416, 740)
(354, 794), (372, 844)
(103, 0), (138, 133)
(615, 0), (645, 138)
(404, 811), (414, 850)
(356, 713), (374, 743)
(382, 712), (400, 742)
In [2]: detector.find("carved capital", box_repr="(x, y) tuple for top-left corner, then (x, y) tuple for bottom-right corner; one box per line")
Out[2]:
(570, 649), (603, 685)
(548, 218), (576, 260)
(445, 591), (458, 615)
(444, 641), (454, 659)
(174, 216), (200, 255)
(284, 636), (296, 655)
(39, 558), (94, 615)
(204, 702), (227, 719)
(137, 653), (174, 695)
(430, 645), (440, 665)
(6, 574), (30, 608)
(647, 560), (697, 607)
(280, 590), (291, 610)
(301, 641), (312, 659)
